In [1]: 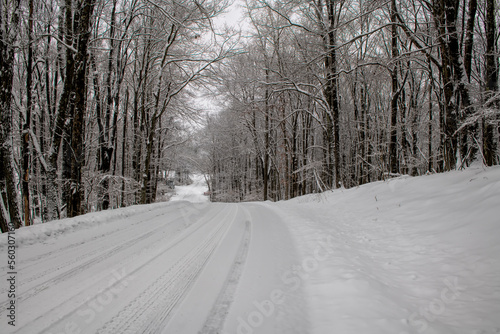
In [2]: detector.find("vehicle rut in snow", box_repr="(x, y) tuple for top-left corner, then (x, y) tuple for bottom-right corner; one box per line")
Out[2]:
(1, 214), (178, 310)
(200, 218), (251, 334)
(96, 206), (238, 334)
(0, 209), (184, 303)
(6, 203), (217, 333)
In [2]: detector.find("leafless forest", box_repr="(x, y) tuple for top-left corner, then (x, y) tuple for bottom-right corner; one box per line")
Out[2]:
(1, 0), (499, 231)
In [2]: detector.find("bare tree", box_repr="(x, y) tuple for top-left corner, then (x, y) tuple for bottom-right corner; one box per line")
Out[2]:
(483, 0), (498, 165)
(0, 0), (22, 231)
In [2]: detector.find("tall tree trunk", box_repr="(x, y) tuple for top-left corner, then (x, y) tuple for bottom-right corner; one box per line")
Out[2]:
(0, 0), (22, 231)
(40, 10), (54, 222)
(121, 89), (129, 207)
(263, 69), (270, 200)
(133, 42), (151, 203)
(410, 77), (419, 176)
(98, 0), (117, 210)
(45, 0), (75, 221)
(443, 0), (474, 166)
(325, 0), (341, 188)
(428, 73), (434, 172)
(389, 0), (399, 175)
(92, 55), (105, 208)
(132, 87), (140, 202)
(483, 0), (498, 165)
(433, 0), (461, 170)
(22, 0), (34, 226)
(68, 0), (96, 217)
(141, 114), (159, 204)
(140, 55), (168, 204)
(463, 0), (477, 83)
(291, 114), (299, 198)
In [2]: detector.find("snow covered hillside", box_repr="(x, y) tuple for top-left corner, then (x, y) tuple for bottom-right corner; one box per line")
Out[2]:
(275, 166), (500, 334)
(1, 167), (499, 334)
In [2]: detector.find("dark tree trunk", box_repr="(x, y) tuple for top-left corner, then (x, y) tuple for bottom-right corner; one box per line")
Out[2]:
(68, 0), (96, 217)
(141, 114), (159, 204)
(22, 0), (34, 226)
(98, 0), (117, 210)
(325, 0), (341, 188)
(132, 87), (140, 200)
(133, 42), (151, 203)
(432, 0), (463, 170)
(121, 89), (129, 207)
(389, 0), (399, 175)
(428, 73), (434, 172)
(483, 0), (498, 166)
(0, 0), (22, 231)
(441, 0), (474, 166)
(92, 55), (105, 208)
(263, 69), (270, 200)
(291, 114), (299, 198)
(45, 0), (75, 221)
(463, 0), (477, 83)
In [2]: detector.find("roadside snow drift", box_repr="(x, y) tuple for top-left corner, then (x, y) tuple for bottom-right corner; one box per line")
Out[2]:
(275, 166), (500, 334)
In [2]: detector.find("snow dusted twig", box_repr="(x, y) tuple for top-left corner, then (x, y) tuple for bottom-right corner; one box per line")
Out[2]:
(28, 129), (49, 172)
(39, 34), (78, 53)
(472, 136), (487, 166)
(455, 107), (500, 135)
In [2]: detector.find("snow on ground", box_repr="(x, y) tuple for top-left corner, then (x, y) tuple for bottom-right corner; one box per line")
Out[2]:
(0, 202), (175, 251)
(170, 174), (210, 203)
(274, 166), (500, 334)
(1, 167), (499, 334)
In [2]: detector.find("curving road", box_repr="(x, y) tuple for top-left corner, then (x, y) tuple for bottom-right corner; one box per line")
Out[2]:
(0, 178), (309, 334)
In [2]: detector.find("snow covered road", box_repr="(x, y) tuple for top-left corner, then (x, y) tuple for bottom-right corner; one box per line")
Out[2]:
(0, 178), (309, 334)
(0, 202), (241, 333)
(1, 168), (500, 334)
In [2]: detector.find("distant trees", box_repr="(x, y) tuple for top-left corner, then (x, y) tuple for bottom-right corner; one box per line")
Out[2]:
(206, 0), (500, 202)
(0, 0), (236, 230)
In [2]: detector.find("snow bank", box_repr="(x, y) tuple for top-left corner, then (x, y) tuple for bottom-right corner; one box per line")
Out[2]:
(278, 166), (500, 334)
(0, 202), (173, 251)
(0, 174), (209, 251)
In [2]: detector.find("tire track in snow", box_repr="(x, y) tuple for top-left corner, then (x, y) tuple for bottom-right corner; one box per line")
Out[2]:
(8, 205), (191, 271)
(0, 201), (210, 311)
(0, 203), (194, 298)
(14, 203), (222, 334)
(95, 206), (238, 334)
(0, 209), (183, 296)
(1, 202), (211, 304)
(200, 217), (252, 334)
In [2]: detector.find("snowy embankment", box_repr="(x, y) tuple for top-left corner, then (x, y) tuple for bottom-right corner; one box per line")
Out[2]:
(0, 172), (210, 250)
(0, 201), (174, 251)
(273, 166), (500, 334)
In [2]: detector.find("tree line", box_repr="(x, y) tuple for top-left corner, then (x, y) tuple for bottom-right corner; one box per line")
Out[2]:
(1, 0), (499, 230)
(0, 0), (237, 232)
(203, 0), (499, 202)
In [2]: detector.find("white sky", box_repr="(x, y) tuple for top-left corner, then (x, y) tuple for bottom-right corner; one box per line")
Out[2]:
(189, 0), (254, 121)
(215, 0), (246, 30)
(190, 1), (248, 118)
